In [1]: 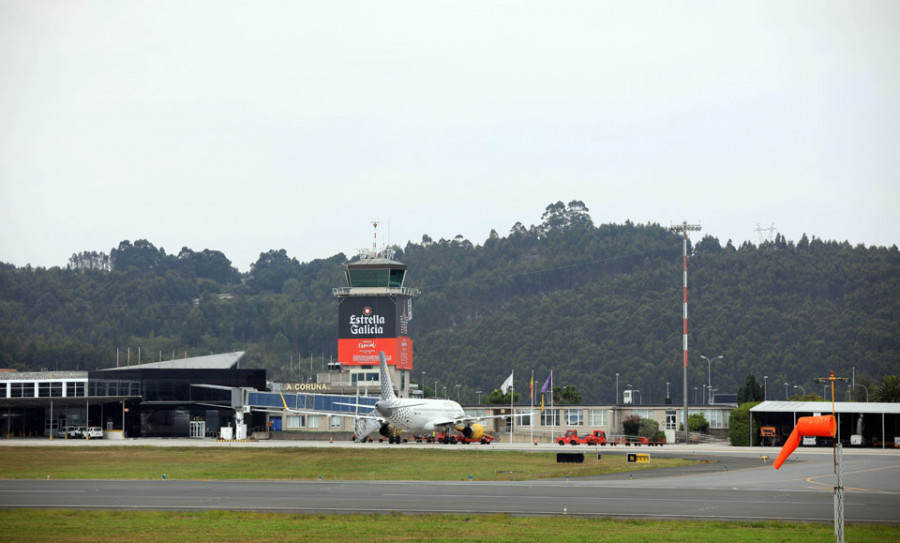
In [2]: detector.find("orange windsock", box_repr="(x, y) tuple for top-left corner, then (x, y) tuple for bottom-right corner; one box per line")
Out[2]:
(796, 415), (837, 437)
(773, 427), (801, 470)
(773, 415), (836, 470)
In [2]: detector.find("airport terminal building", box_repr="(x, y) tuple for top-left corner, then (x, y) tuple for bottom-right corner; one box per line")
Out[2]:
(0, 352), (266, 438)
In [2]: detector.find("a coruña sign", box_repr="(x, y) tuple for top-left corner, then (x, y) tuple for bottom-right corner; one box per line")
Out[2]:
(281, 383), (329, 392)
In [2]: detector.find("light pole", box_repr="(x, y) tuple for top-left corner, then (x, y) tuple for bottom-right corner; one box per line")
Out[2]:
(700, 354), (723, 406)
(784, 382), (789, 400)
(434, 380), (439, 400)
(633, 389), (641, 405)
(443, 386), (447, 399)
(614, 373), (619, 434)
(764, 375), (768, 401)
(476, 390), (483, 405)
(854, 384), (869, 402)
(708, 388), (717, 403)
(793, 385), (805, 398)
(455, 384), (461, 403)
(422, 371), (427, 398)
(693, 386), (698, 404)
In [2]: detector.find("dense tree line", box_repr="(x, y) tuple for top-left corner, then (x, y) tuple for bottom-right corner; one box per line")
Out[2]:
(1, 201), (898, 405)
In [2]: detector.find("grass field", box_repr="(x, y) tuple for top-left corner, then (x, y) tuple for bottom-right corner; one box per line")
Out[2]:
(0, 510), (897, 543)
(0, 446), (690, 481)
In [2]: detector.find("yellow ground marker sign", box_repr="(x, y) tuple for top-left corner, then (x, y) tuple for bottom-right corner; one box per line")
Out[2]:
(627, 453), (650, 464)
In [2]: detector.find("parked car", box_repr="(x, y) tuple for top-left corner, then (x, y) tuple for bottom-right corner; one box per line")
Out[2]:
(71, 426), (87, 438)
(64, 426), (81, 438)
(83, 427), (103, 439)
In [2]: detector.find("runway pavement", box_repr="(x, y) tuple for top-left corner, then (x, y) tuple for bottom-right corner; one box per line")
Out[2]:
(1, 438), (898, 523)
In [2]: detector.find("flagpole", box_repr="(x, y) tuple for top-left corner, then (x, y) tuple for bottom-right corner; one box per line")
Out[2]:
(550, 369), (554, 442)
(530, 370), (534, 444)
(509, 370), (514, 444)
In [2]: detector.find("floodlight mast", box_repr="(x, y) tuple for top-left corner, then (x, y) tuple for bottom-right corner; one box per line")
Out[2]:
(670, 221), (701, 445)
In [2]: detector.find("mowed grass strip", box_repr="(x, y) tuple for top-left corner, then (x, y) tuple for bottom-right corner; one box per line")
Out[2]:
(0, 510), (897, 543)
(0, 446), (690, 481)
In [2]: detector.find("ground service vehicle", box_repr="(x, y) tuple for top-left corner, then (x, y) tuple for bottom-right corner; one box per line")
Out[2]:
(557, 429), (606, 446)
(614, 435), (650, 446)
(83, 427), (103, 439)
(760, 426), (782, 446)
(455, 433), (494, 445)
(415, 432), (456, 444)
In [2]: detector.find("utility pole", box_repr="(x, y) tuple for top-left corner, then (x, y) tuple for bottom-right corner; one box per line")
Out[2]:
(670, 221), (701, 445)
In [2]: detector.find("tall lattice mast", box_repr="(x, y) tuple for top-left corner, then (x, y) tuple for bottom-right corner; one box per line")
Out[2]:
(670, 221), (701, 445)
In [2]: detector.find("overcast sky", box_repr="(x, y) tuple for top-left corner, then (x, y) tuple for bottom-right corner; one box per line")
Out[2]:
(2, 1), (898, 272)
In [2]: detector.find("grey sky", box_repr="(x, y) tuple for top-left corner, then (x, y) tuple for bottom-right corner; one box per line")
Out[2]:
(2, 1), (898, 271)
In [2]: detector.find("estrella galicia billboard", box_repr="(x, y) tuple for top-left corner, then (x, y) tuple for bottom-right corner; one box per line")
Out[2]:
(338, 296), (414, 370)
(338, 296), (412, 339)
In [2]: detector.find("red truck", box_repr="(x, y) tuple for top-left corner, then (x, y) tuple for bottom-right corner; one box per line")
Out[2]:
(557, 429), (608, 446)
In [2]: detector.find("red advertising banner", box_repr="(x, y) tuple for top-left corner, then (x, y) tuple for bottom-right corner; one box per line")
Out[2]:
(338, 337), (413, 371)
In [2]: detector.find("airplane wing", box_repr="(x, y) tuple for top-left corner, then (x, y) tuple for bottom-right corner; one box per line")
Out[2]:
(434, 410), (536, 428)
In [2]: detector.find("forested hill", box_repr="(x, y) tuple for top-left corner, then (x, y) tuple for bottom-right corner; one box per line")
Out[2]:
(1, 201), (898, 405)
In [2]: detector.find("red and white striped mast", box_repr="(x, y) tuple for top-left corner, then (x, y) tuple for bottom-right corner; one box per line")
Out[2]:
(670, 221), (700, 444)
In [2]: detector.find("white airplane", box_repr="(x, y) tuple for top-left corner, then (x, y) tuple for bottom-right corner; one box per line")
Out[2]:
(282, 351), (525, 443)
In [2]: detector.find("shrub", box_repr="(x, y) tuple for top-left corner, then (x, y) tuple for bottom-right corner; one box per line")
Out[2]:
(729, 401), (761, 446)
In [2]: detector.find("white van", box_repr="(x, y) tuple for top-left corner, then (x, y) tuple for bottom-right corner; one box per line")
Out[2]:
(84, 427), (103, 439)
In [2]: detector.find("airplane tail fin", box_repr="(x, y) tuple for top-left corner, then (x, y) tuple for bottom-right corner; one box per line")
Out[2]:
(378, 351), (397, 401)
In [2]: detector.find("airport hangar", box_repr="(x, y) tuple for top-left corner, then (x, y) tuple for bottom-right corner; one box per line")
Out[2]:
(750, 401), (900, 448)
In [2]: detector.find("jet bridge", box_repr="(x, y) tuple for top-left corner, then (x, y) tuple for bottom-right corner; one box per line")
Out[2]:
(192, 386), (379, 439)
(246, 391), (377, 414)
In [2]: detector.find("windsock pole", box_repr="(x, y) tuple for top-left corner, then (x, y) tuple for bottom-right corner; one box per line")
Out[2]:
(774, 371), (849, 543)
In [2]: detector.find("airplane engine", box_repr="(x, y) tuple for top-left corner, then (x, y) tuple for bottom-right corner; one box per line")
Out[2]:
(463, 423), (485, 440)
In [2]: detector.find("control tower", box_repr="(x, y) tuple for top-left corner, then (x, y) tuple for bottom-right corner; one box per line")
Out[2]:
(333, 235), (420, 398)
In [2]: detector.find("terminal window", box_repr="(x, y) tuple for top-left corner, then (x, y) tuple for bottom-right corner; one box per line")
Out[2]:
(66, 382), (85, 397)
(541, 409), (560, 426)
(565, 409), (583, 426)
(10, 382), (34, 397)
(588, 410), (606, 427)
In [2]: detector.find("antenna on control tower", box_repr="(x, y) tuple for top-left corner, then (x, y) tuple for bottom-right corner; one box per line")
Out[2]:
(372, 220), (379, 254)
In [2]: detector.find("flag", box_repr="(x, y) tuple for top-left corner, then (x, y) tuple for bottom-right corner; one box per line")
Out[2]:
(540, 371), (552, 394)
(541, 395), (544, 412)
(500, 371), (513, 394)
